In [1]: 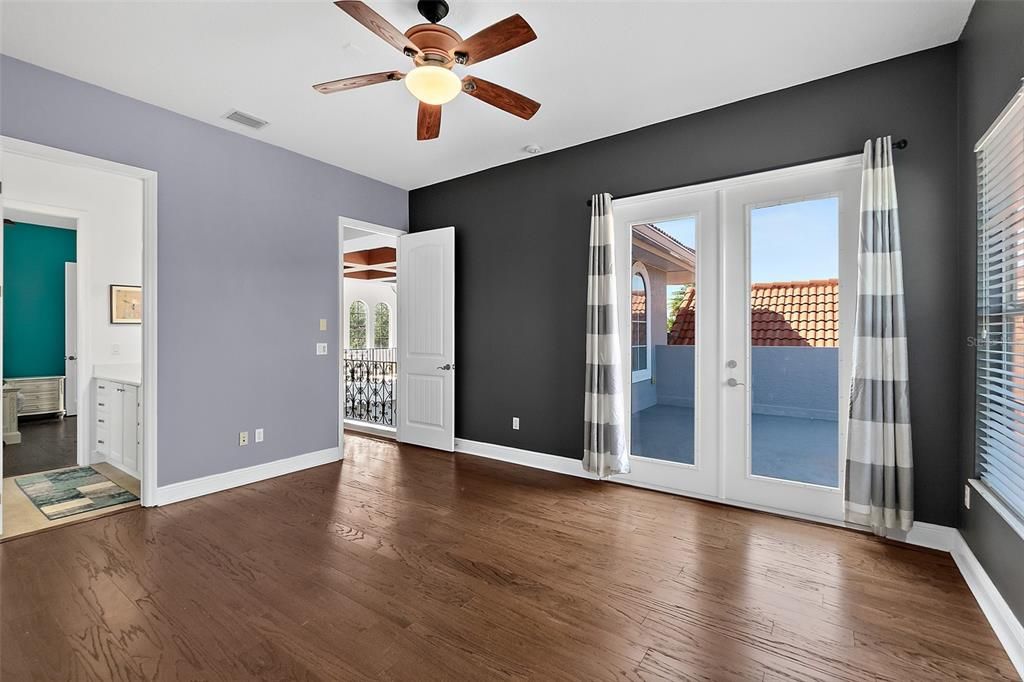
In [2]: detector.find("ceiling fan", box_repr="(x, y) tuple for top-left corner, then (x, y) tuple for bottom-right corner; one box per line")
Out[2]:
(314, 0), (541, 140)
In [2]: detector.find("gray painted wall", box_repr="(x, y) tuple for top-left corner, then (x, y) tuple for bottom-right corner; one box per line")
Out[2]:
(0, 55), (408, 486)
(410, 45), (959, 526)
(955, 0), (1024, 623)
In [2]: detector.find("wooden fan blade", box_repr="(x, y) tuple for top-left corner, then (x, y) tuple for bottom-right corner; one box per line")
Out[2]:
(462, 77), (540, 120)
(452, 14), (536, 66)
(313, 71), (403, 94)
(417, 102), (441, 140)
(334, 1), (420, 56)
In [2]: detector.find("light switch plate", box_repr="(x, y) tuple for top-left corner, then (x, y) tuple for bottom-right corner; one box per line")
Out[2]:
(239, 431), (249, 446)
(255, 428), (264, 443)
(319, 319), (328, 331)
(964, 484), (971, 509)
(512, 417), (520, 430)
(316, 343), (328, 356)
(112, 343), (121, 356)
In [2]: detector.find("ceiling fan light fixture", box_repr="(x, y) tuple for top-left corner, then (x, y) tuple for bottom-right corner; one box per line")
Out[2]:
(404, 65), (461, 105)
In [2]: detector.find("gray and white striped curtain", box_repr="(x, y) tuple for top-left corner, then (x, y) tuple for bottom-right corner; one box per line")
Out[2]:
(583, 194), (629, 477)
(845, 137), (913, 533)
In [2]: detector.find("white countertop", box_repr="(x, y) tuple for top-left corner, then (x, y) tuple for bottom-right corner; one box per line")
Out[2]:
(93, 364), (142, 387)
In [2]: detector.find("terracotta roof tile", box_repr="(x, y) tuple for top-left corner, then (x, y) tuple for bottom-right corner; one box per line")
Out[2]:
(667, 279), (839, 348)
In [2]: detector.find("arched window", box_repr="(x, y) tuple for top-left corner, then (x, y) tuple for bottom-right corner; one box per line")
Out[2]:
(631, 264), (651, 382)
(374, 302), (391, 348)
(349, 301), (367, 349)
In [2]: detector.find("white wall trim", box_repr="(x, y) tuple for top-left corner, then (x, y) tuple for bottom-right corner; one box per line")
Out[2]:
(1, 135), (158, 509)
(154, 447), (341, 506)
(951, 530), (1024, 677)
(451, 437), (1021, 676)
(454, 438), (599, 480)
(882, 520), (958, 552)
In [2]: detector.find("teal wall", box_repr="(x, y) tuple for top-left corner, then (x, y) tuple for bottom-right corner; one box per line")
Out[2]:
(3, 222), (77, 378)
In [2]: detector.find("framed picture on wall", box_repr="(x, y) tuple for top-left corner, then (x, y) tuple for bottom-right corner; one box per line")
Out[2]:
(110, 284), (142, 324)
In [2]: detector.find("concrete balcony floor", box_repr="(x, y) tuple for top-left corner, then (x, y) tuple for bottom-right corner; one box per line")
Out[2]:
(630, 404), (839, 487)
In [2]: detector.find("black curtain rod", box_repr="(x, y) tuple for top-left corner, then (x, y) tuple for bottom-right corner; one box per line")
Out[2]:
(586, 138), (908, 207)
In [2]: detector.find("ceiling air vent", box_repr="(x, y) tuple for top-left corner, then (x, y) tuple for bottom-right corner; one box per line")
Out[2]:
(224, 110), (269, 130)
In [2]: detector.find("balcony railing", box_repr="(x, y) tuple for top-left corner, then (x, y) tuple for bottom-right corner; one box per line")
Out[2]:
(343, 347), (396, 427)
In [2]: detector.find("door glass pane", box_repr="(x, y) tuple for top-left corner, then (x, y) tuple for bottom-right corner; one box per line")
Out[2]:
(630, 218), (697, 464)
(748, 197), (839, 487)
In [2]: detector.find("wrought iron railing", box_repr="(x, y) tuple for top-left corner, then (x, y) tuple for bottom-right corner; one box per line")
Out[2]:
(344, 347), (397, 364)
(343, 348), (396, 427)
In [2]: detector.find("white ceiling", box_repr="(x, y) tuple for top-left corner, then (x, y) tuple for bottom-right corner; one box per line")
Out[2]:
(1, 1), (972, 190)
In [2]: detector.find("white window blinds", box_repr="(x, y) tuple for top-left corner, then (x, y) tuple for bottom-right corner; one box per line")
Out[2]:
(976, 85), (1024, 518)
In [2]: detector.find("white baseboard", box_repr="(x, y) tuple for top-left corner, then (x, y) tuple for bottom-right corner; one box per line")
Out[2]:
(451, 438), (1021, 676)
(153, 447), (341, 506)
(884, 521), (958, 552)
(454, 438), (598, 480)
(950, 532), (1024, 677)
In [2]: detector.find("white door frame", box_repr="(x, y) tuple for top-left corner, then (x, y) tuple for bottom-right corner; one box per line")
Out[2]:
(337, 216), (405, 450)
(611, 154), (861, 526)
(1, 135), (159, 509)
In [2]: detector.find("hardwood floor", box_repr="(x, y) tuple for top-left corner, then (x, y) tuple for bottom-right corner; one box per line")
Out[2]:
(3, 415), (77, 477)
(1, 433), (1016, 681)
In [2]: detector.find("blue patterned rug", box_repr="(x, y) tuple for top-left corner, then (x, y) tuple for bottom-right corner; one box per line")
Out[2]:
(15, 466), (139, 520)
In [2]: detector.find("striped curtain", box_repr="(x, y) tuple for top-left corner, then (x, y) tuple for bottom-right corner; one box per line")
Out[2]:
(845, 137), (913, 533)
(583, 194), (629, 476)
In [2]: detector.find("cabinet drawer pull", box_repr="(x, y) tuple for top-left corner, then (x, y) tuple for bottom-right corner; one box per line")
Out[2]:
(98, 402), (105, 407)
(98, 439), (105, 444)
(97, 418), (105, 423)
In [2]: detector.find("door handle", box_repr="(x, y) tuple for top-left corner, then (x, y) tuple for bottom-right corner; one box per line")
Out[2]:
(66, 355), (77, 361)
(437, 363), (454, 371)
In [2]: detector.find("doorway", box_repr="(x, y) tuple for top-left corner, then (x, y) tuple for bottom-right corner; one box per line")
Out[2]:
(614, 156), (860, 522)
(341, 222), (400, 439)
(0, 136), (158, 539)
(338, 218), (455, 453)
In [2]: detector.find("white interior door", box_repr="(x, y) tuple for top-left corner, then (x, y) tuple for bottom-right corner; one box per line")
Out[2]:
(65, 262), (78, 417)
(720, 162), (860, 520)
(396, 227), (455, 451)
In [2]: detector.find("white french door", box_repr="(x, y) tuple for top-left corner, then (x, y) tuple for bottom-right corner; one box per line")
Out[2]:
(615, 157), (861, 522)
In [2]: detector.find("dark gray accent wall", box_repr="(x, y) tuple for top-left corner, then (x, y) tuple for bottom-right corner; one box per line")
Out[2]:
(411, 46), (960, 526)
(956, 0), (1024, 623)
(0, 55), (408, 486)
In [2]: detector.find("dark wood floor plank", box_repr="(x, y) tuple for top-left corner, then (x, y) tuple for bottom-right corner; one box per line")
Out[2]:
(0, 433), (1016, 681)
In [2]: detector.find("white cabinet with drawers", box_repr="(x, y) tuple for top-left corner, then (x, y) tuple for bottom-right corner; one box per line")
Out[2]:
(93, 378), (141, 478)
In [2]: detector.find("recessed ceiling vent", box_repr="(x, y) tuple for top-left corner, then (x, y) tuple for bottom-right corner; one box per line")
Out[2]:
(224, 110), (269, 130)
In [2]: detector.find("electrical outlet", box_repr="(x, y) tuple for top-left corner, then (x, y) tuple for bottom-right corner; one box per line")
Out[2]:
(112, 343), (121, 356)
(255, 428), (264, 443)
(316, 343), (328, 355)
(319, 319), (327, 331)
(239, 431), (249, 446)
(964, 484), (971, 509)
(512, 417), (520, 430)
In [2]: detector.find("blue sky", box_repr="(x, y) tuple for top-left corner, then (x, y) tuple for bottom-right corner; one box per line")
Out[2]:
(654, 197), (839, 317)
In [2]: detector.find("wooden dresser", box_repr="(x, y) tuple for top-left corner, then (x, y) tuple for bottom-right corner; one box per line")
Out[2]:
(4, 376), (65, 418)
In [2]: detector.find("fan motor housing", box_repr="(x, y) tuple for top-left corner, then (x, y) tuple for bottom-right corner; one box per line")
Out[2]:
(405, 23), (462, 67)
(417, 0), (449, 24)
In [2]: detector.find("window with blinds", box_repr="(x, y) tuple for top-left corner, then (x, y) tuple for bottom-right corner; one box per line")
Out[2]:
(976, 85), (1024, 519)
